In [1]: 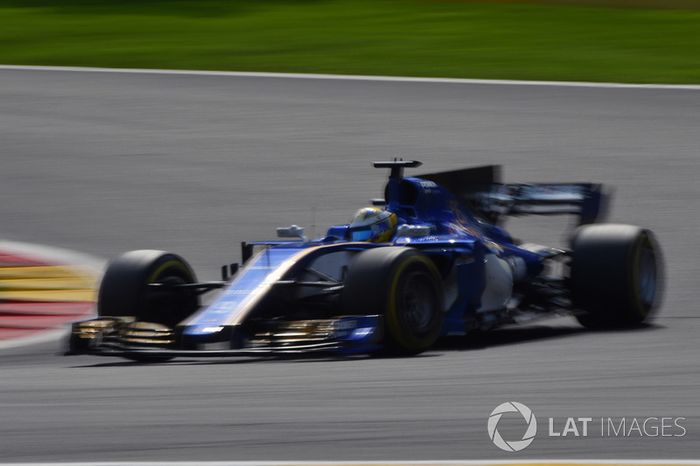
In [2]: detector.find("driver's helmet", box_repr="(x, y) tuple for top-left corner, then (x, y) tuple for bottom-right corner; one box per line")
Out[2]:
(348, 207), (398, 242)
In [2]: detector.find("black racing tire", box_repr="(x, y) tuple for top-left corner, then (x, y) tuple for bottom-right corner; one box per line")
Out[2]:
(342, 247), (444, 355)
(570, 224), (663, 329)
(98, 250), (199, 328)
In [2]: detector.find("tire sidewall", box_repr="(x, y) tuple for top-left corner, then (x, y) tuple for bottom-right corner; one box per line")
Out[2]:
(342, 247), (444, 354)
(571, 224), (662, 328)
(98, 250), (198, 327)
(385, 253), (444, 352)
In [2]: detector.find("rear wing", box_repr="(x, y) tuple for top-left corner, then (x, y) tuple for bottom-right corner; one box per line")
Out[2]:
(476, 183), (609, 225)
(418, 165), (609, 225)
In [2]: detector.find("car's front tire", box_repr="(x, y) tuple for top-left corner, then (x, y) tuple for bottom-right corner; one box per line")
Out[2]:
(98, 249), (199, 327)
(342, 247), (444, 355)
(97, 250), (199, 362)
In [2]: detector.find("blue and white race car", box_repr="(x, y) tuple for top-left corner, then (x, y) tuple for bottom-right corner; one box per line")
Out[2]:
(67, 160), (663, 360)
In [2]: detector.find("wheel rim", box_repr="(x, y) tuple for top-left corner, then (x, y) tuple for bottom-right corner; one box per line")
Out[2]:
(397, 270), (437, 336)
(638, 245), (657, 307)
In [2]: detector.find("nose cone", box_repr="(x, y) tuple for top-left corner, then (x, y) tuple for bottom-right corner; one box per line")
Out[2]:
(177, 325), (242, 350)
(182, 246), (305, 327)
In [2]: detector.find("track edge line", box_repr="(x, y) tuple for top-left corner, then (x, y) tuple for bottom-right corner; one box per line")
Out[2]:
(1, 65), (699, 90)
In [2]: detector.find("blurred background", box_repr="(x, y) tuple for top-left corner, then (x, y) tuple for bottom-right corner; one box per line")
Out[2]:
(0, 0), (698, 83)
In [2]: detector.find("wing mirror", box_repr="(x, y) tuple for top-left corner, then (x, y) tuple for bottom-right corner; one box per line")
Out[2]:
(276, 224), (307, 241)
(396, 224), (432, 238)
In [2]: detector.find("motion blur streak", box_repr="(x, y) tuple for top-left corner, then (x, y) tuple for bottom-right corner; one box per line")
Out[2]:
(0, 241), (99, 347)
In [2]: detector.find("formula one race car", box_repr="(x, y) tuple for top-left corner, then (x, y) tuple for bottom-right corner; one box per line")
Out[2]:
(67, 160), (663, 360)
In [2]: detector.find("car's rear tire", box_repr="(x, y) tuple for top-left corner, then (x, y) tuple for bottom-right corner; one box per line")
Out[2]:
(98, 250), (199, 362)
(342, 247), (444, 355)
(570, 224), (663, 329)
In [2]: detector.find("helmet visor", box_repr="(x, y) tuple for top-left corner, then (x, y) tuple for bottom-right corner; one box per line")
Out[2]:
(350, 228), (373, 241)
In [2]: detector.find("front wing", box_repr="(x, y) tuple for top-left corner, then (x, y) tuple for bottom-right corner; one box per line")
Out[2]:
(66, 315), (383, 358)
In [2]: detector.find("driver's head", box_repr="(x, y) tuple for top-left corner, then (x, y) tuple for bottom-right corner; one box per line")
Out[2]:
(348, 207), (397, 242)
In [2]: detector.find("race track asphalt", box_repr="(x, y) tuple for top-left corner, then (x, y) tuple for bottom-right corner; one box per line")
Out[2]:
(0, 68), (699, 461)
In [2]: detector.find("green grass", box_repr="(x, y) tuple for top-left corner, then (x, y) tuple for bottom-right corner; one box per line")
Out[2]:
(0, 0), (699, 83)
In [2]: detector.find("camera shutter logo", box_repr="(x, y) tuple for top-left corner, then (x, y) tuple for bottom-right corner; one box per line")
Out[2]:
(487, 401), (537, 452)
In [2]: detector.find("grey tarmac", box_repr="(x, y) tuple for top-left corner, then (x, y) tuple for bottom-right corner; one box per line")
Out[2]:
(0, 68), (698, 462)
